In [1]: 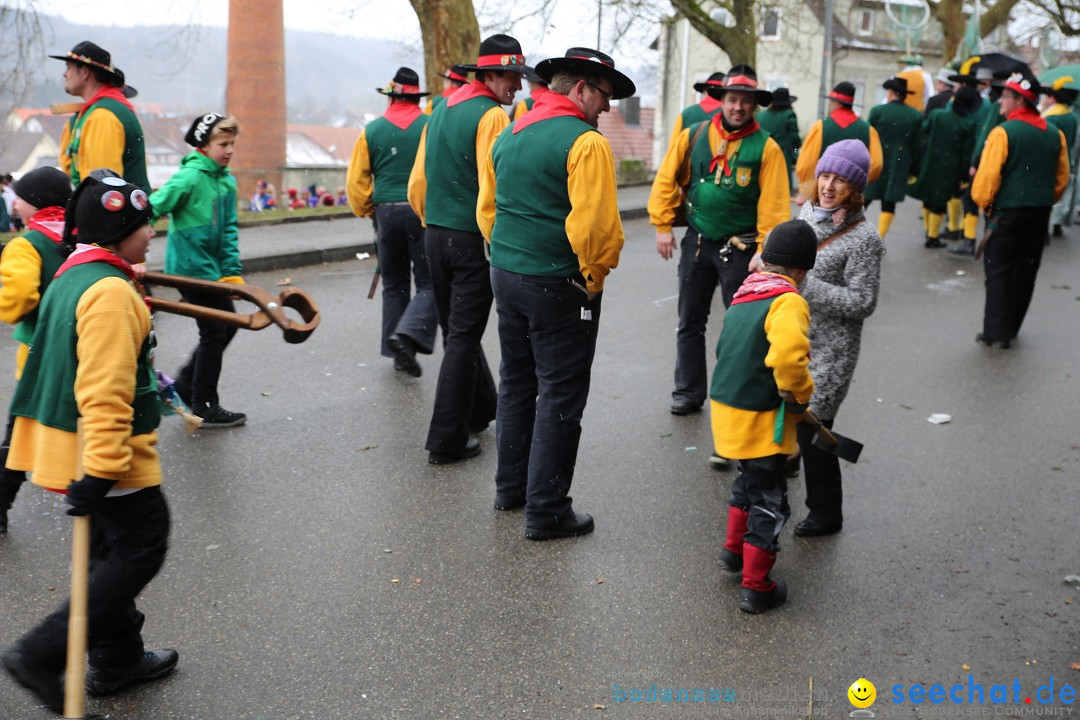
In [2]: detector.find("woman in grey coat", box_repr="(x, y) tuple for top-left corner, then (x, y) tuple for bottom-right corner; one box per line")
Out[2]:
(792, 139), (883, 537)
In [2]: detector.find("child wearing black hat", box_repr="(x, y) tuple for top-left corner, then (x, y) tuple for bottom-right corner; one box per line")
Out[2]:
(2, 174), (177, 714)
(709, 219), (816, 614)
(150, 113), (247, 428)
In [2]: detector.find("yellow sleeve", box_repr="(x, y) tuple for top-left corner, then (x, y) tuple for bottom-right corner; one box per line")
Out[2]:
(667, 112), (685, 148)
(407, 124), (428, 225)
(476, 142), (497, 241)
(345, 129), (374, 218)
(77, 107), (127, 178)
(513, 100), (527, 121)
(0, 237), (43, 325)
(647, 126), (693, 233)
(867, 126), (884, 183)
(972, 126), (1008, 209)
(424, 98), (433, 115)
(1054, 128), (1070, 202)
(566, 132), (624, 293)
(763, 291), (814, 405)
(218, 275), (244, 284)
(59, 120), (73, 178)
(795, 120), (823, 193)
(475, 106), (510, 184)
(756, 138), (793, 244)
(74, 276), (155, 480)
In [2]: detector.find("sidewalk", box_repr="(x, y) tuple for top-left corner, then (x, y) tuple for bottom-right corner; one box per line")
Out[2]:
(146, 184), (653, 274)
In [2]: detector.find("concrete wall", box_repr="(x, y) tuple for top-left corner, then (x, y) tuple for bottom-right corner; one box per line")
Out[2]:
(282, 166), (347, 194)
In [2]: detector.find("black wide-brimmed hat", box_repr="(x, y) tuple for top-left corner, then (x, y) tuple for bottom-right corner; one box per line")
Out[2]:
(707, 64), (772, 106)
(523, 66), (547, 85)
(693, 71), (726, 93)
(883, 76), (914, 95)
(440, 65), (470, 83)
(50, 40), (137, 96)
(377, 67), (431, 97)
(461, 34), (530, 73)
(951, 85), (982, 115)
(770, 87), (797, 108)
(949, 56), (981, 86)
(535, 47), (636, 100)
(825, 81), (857, 106)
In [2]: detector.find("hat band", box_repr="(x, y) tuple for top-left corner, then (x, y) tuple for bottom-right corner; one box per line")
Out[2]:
(1006, 82), (1036, 103)
(705, 79), (726, 87)
(65, 52), (114, 74)
(568, 55), (613, 69)
(477, 53), (525, 67)
(448, 70), (468, 82)
(829, 92), (855, 103)
(390, 82), (421, 94)
(724, 74), (758, 88)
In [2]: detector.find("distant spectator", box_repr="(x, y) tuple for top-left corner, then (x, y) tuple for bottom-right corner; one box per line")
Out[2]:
(2, 174), (18, 231)
(336, 187), (348, 206)
(299, 190), (311, 207)
(286, 188), (304, 210)
(264, 184), (277, 210)
(249, 179), (272, 212)
(320, 193), (335, 207)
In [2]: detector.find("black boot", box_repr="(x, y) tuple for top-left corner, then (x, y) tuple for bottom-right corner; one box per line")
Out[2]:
(946, 238), (975, 256)
(0, 443), (27, 534)
(924, 233), (946, 248)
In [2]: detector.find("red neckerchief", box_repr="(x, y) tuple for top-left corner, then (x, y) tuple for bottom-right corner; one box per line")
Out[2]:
(441, 86), (456, 99)
(79, 85), (135, 115)
(447, 80), (500, 108)
(708, 115), (761, 177)
(829, 106), (858, 129)
(513, 90), (586, 134)
(530, 85), (546, 103)
(383, 101), (424, 130)
(730, 272), (800, 305)
(55, 243), (136, 282)
(27, 207), (66, 243)
(1007, 104), (1047, 131)
(700, 95), (722, 114)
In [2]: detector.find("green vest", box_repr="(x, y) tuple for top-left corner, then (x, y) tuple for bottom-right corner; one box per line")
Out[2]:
(524, 97), (535, 112)
(10, 263), (160, 435)
(971, 101), (1005, 165)
(685, 123), (767, 240)
(1047, 111), (1077, 166)
(364, 113), (428, 205)
(488, 116), (596, 278)
(822, 116), (870, 152)
(680, 102), (722, 129)
(756, 108), (798, 169)
(865, 101), (922, 202)
(423, 95), (498, 233)
(996, 119), (1064, 209)
(12, 229), (65, 345)
(710, 295), (786, 410)
(66, 97), (150, 192)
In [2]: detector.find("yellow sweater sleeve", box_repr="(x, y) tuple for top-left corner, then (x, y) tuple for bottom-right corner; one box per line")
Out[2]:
(476, 142), (497, 241)
(566, 132), (624, 293)
(74, 276), (156, 480)
(757, 138), (794, 244)
(764, 290), (814, 404)
(513, 100), (527, 121)
(59, 120), (73, 178)
(407, 124), (428, 225)
(796, 120), (823, 192)
(345, 129), (374, 218)
(77, 107), (127, 178)
(1055, 128), (1070, 202)
(972, 126), (1008, 209)
(0, 237), (43, 325)
(868, 126), (884, 183)
(475, 106), (510, 185)
(647, 126), (693, 233)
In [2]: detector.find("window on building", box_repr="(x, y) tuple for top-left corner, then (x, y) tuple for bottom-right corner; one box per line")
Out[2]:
(857, 10), (874, 35)
(851, 82), (866, 115)
(764, 77), (789, 92)
(762, 8), (781, 40)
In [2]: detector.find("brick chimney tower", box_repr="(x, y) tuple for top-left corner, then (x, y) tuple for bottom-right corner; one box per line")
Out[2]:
(227, 0), (286, 204)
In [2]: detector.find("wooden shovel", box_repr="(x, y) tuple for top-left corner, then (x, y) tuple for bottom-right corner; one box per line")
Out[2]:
(780, 393), (864, 464)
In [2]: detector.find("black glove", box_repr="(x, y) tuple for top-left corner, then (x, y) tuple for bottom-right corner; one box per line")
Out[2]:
(65, 474), (117, 516)
(784, 398), (809, 415)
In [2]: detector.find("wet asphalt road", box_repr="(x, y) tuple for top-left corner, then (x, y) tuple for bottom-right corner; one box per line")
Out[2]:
(1, 209), (1079, 720)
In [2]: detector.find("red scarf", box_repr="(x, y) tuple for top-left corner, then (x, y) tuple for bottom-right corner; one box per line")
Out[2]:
(530, 85), (546, 103)
(829, 106), (858, 129)
(730, 272), (800, 305)
(383, 101), (423, 130)
(513, 91), (586, 134)
(55, 243), (136, 282)
(79, 85), (135, 115)
(708, 115), (761, 177)
(1007, 104), (1047, 131)
(27, 207), (65, 243)
(447, 80), (499, 108)
(700, 95), (722, 114)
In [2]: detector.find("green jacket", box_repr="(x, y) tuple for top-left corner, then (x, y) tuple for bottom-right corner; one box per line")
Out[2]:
(756, 107), (800, 171)
(150, 151), (241, 280)
(911, 107), (976, 207)
(865, 101), (922, 203)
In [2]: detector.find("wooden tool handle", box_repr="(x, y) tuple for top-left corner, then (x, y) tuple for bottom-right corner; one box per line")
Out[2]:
(65, 422), (89, 718)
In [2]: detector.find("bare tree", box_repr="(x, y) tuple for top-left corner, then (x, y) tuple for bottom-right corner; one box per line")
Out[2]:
(669, 0), (759, 66)
(0, 2), (47, 116)
(925, 0), (1024, 60)
(409, 0), (481, 95)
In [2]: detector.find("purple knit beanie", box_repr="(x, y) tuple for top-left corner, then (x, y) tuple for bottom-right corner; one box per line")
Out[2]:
(815, 138), (870, 192)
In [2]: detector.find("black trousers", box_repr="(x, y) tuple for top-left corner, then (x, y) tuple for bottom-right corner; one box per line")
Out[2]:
(674, 229), (756, 407)
(20, 487), (170, 671)
(982, 207), (1050, 342)
(0, 411), (26, 508)
(729, 455), (790, 552)
(797, 417), (843, 524)
(423, 226), (497, 453)
(175, 289), (238, 407)
(490, 267), (601, 527)
(375, 204), (437, 356)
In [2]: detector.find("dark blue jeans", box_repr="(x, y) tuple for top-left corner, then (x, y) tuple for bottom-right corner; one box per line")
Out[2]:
(729, 455), (790, 553)
(175, 289), (238, 407)
(491, 267), (601, 527)
(375, 204), (437, 356)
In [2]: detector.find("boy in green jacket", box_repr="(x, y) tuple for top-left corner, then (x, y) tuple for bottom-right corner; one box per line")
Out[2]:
(150, 113), (246, 428)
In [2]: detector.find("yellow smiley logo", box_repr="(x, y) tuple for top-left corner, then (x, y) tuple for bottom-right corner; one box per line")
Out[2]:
(848, 678), (876, 709)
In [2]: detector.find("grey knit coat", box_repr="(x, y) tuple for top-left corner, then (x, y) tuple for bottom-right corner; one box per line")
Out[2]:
(797, 202), (884, 420)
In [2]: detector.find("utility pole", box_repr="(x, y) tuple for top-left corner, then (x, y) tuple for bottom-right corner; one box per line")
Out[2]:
(817, 0), (833, 118)
(597, 0), (602, 49)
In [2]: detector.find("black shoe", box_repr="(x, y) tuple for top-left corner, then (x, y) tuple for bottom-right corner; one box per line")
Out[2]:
(388, 334), (421, 377)
(86, 648), (178, 696)
(941, 228), (960, 241)
(2, 645), (64, 713)
(670, 398), (701, 415)
(947, 238), (975, 256)
(793, 516), (843, 537)
(719, 548), (743, 573)
(494, 493), (526, 511)
(709, 452), (731, 471)
(195, 404), (247, 428)
(0, 504), (7, 534)
(525, 512), (594, 540)
(924, 235), (946, 248)
(974, 333), (1010, 350)
(1052, 224), (1063, 238)
(428, 437), (481, 465)
(739, 577), (787, 614)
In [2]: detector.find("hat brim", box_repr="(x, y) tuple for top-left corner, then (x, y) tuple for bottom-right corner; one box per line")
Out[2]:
(883, 81), (914, 95)
(770, 95), (797, 107)
(534, 58), (636, 100)
(460, 63), (532, 74)
(708, 85), (772, 106)
(376, 88), (431, 98)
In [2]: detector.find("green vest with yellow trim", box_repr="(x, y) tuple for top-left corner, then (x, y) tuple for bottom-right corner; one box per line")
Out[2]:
(685, 123), (767, 240)
(11, 229), (65, 345)
(423, 95), (499, 233)
(65, 97), (150, 192)
(710, 293), (788, 410)
(364, 113), (428, 205)
(995, 119), (1064, 210)
(488, 116), (596, 278)
(822, 116), (870, 153)
(10, 262), (160, 435)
